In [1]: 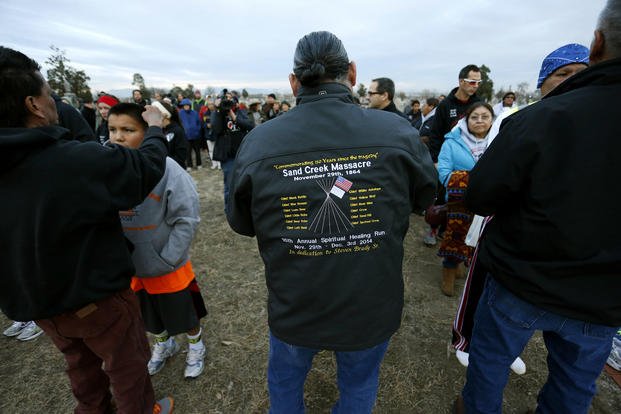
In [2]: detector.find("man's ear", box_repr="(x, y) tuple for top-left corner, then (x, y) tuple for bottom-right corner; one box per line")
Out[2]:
(289, 73), (300, 97)
(24, 95), (45, 122)
(590, 29), (606, 64)
(348, 61), (357, 87)
(25, 96), (39, 116)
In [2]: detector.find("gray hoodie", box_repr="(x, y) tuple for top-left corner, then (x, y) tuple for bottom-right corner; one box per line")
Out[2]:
(121, 157), (200, 277)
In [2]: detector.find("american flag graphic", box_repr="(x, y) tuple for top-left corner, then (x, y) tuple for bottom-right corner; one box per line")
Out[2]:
(334, 176), (352, 191)
(330, 176), (353, 199)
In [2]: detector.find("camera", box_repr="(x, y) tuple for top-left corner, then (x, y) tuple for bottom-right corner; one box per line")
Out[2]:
(219, 98), (236, 112)
(218, 88), (236, 112)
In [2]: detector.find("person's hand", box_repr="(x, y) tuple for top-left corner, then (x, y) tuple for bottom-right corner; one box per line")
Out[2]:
(229, 109), (236, 121)
(142, 105), (163, 127)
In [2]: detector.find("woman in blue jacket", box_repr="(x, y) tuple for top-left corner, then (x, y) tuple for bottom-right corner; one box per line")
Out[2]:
(436, 102), (494, 296)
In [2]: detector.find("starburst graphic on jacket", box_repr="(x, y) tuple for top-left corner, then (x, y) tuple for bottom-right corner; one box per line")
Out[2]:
(308, 177), (353, 234)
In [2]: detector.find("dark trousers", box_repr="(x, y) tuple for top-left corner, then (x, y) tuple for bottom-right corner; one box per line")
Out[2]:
(37, 290), (154, 414)
(186, 139), (202, 168)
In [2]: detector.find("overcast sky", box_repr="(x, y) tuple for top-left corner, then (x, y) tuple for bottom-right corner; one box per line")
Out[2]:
(1, 0), (607, 96)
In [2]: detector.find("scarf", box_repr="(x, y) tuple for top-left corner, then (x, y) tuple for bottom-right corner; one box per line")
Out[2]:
(457, 118), (489, 162)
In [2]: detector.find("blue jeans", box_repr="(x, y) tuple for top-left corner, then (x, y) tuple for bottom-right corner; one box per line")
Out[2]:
(463, 275), (616, 414)
(221, 158), (234, 214)
(267, 332), (389, 414)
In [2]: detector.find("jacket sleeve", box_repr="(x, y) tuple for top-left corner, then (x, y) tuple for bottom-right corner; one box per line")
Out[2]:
(99, 126), (169, 210)
(465, 113), (539, 216)
(211, 110), (225, 137)
(235, 109), (254, 131)
(194, 112), (202, 131)
(407, 130), (438, 213)
(59, 101), (96, 142)
(160, 166), (200, 266)
(437, 140), (454, 188)
(171, 125), (189, 167)
(226, 146), (255, 236)
(428, 104), (448, 163)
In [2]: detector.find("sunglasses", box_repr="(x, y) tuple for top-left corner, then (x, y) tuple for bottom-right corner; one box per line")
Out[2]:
(462, 79), (482, 86)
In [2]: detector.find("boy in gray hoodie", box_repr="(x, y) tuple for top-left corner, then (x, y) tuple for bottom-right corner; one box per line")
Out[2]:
(108, 103), (207, 379)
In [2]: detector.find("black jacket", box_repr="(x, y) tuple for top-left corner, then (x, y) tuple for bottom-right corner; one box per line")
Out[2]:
(227, 83), (437, 350)
(0, 125), (168, 321)
(53, 95), (96, 142)
(164, 121), (189, 169)
(465, 58), (621, 326)
(406, 111), (422, 130)
(381, 101), (407, 118)
(211, 107), (253, 161)
(96, 121), (109, 145)
(428, 87), (480, 162)
(80, 106), (97, 133)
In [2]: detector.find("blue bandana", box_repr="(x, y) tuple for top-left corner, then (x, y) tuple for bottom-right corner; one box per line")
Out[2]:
(537, 43), (589, 89)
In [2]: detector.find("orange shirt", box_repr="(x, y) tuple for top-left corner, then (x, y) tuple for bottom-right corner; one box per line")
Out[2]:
(131, 260), (195, 294)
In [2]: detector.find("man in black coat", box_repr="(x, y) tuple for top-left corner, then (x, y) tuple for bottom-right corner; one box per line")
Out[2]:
(458, 1), (621, 412)
(367, 76), (406, 118)
(0, 47), (173, 414)
(227, 31), (436, 413)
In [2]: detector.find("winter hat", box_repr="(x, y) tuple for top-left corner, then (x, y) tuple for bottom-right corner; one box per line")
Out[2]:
(537, 43), (589, 89)
(97, 95), (119, 107)
(179, 98), (192, 106)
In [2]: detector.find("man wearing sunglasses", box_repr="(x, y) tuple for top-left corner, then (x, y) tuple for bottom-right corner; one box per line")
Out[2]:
(428, 64), (482, 163)
(366, 77), (406, 118)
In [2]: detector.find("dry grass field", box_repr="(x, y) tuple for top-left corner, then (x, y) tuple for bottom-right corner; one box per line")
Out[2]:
(1, 163), (619, 413)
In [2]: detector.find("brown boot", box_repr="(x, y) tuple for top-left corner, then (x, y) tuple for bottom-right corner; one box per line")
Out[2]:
(441, 267), (456, 296)
(455, 263), (467, 279)
(452, 395), (465, 414)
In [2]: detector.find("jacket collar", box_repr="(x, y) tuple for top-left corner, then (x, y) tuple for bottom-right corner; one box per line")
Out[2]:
(545, 57), (621, 99)
(382, 101), (401, 114)
(295, 82), (355, 106)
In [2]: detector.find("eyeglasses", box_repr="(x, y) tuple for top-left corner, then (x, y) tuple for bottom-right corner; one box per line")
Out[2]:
(367, 91), (382, 96)
(462, 79), (482, 86)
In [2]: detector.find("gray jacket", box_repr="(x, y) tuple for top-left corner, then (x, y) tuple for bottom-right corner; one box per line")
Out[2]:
(121, 157), (200, 277)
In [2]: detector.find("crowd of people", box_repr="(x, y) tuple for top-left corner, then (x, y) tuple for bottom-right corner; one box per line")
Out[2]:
(1, 1), (621, 413)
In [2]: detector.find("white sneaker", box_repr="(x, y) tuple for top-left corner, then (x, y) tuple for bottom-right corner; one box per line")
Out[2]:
(607, 336), (621, 371)
(510, 356), (527, 375)
(3, 321), (28, 337)
(197, 165), (203, 170)
(184, 344), (206, 378)
(16, 321), (44, 341)
(423, 227), (437, 246)
(148, 338), (180, 375)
